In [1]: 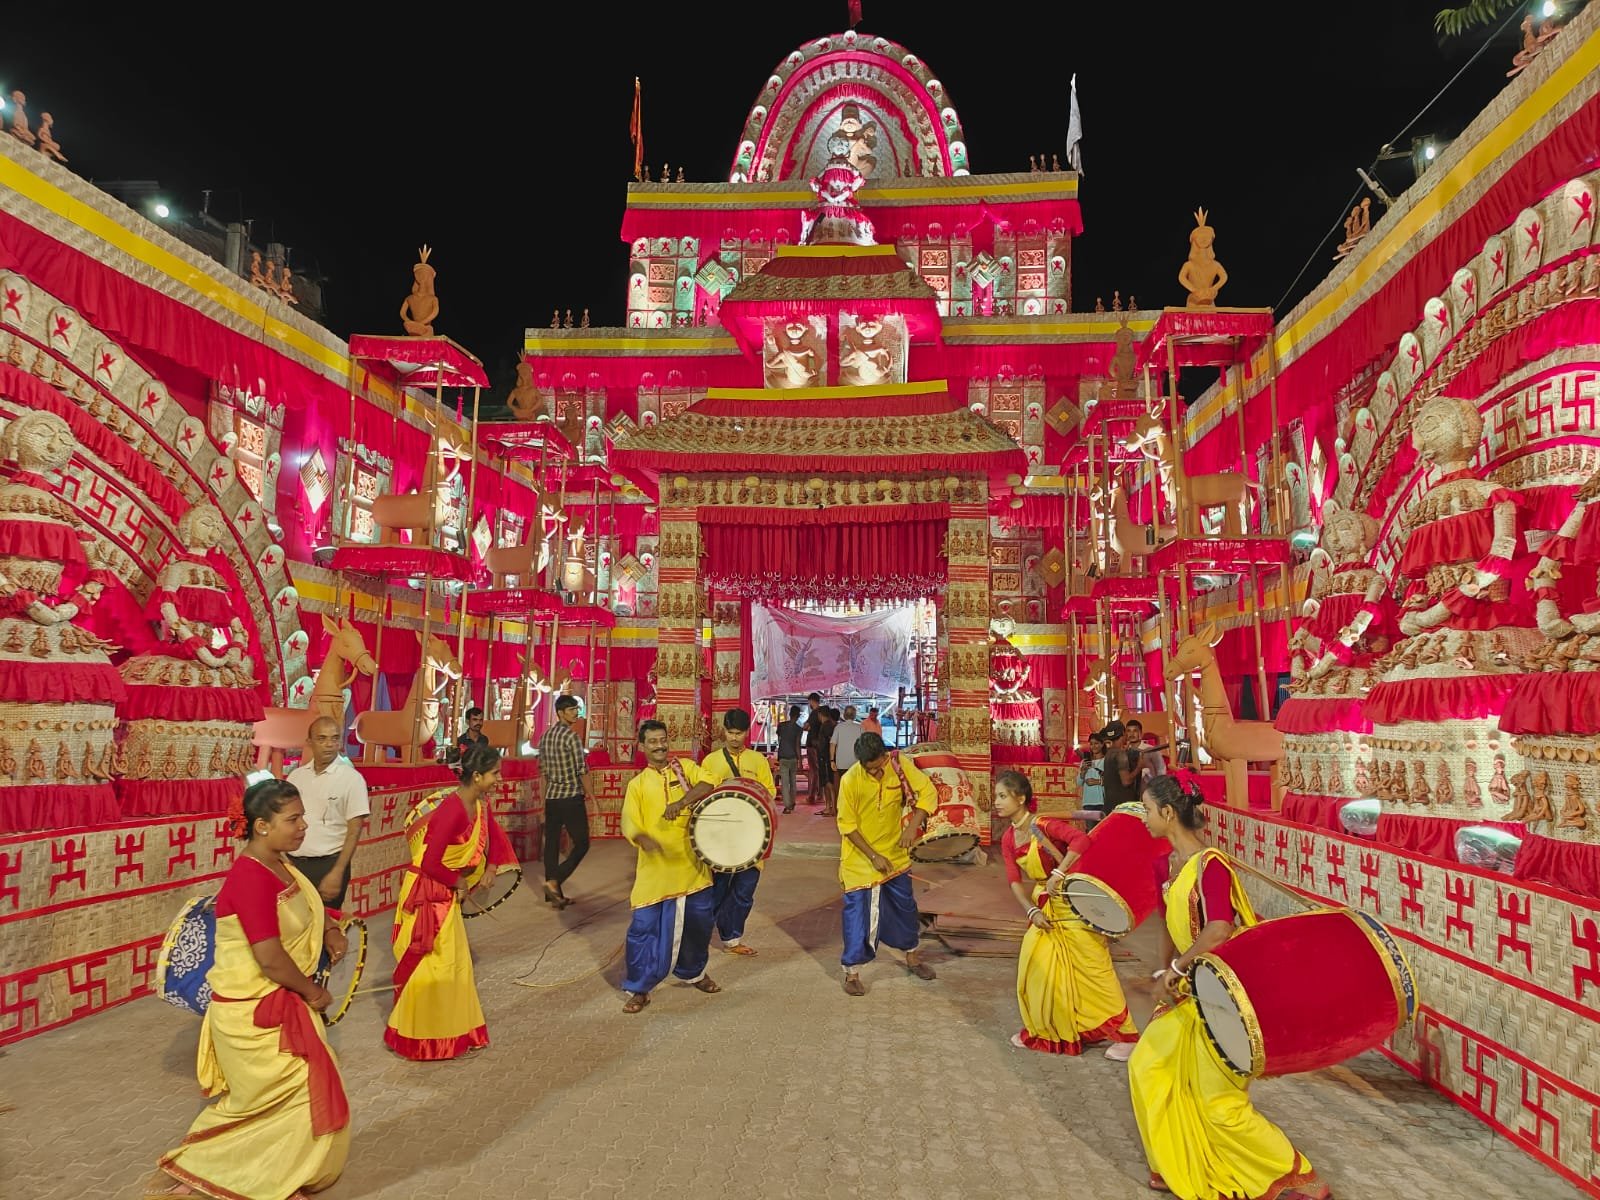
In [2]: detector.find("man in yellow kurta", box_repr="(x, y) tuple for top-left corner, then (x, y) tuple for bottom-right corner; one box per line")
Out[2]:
(837, 731), (939, 996)
(620, 719), (720, 1013)
(697, 707), (778, 956)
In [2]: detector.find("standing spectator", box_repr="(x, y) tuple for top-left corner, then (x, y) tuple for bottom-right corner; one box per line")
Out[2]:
(831, 705), (865, 788)
(537, 694), (593, 908)
(286, 716), (369, 912)
(1125, 718), (1168, 783)
(1076, 734), (1107, 815)
(861, 707), (883, 736)
(775, 704), (803, 813)
(448, 706), (489, 763)
(812, 706), (838, 816)
(803, 692), (823, 805)
(1098, 722), (1142, 813)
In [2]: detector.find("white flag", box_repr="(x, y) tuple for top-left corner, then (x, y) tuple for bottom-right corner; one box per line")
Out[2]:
(1066, 73), (1084, 175)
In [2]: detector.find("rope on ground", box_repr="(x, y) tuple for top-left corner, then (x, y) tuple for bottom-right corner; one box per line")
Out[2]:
(510, 895), (631, 990)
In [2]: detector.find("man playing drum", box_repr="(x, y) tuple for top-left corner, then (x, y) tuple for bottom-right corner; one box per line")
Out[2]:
(836, 732), (939, 996)
(697, 708), (777, 956)
(619, 720), (722, 1014)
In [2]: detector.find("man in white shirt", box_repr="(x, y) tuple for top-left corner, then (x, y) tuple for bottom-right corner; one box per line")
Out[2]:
(831, 705), (865, 780)
(286, 715), (370, 912)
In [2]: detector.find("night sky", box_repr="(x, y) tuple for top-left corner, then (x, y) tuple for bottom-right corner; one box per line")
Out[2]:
(3, 5), (1521, 401)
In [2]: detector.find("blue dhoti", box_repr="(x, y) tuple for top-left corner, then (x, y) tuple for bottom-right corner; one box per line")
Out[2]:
(623, 886), (716, 994)
(711, 866), (761, 944)
(840, 873), (920, 969)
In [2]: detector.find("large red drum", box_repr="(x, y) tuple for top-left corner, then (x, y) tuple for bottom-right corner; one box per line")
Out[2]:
(1059, 803), (1169, 938)
(1190, 906), (1418, 1078)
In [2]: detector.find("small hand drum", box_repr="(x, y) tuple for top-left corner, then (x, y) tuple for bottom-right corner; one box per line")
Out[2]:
(462, 867), (522, 919)
(313, 915), (368, 1027)
(689, 780), (774, 872)
(910, 804), (981, 862)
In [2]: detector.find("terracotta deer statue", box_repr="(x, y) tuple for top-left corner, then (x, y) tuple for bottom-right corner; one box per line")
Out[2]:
(1156, 439), (1257, 537)
(252, 615), (378, 774)
(1092, 483), (1176, 559)
(1165, 621), (1283, 811)
(1122, 396), (1168, 461)
(480, 658), (565, 754)
(371, 423), (468, 545)
(353, 631), (463, 763)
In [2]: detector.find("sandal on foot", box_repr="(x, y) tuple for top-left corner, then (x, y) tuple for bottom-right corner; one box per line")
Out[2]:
(1009, 1032), (1027, 1049)
(723, 943), (758, 956)
(1105, 1041), (1135, 1062)
(1148, 1173), (1171, 1193)
(842, 974), (866, 997)
(621, 991), (650, 1014)
(905, 958), (937, 980)
(691, 976), (721, 993)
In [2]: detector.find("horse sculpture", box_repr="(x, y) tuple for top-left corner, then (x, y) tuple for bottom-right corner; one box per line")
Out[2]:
(1165, 621), (1283, 811)
(354, 631), (463, 763)
(252, 615), (378, 774)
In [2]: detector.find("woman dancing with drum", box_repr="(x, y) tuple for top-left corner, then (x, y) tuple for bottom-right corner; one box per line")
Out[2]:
(151, 779), (350, 1199)
(385, 743), (518, 1061)
(1130, 775), (1329, 1200)
(994, 771), (1138, 1060)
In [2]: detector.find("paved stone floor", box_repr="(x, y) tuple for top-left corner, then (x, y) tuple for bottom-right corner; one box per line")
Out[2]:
(1, 827), (1578, 1199)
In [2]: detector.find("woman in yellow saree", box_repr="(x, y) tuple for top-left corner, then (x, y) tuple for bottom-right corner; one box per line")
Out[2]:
(993, 770), (1138, 1060)
(151, 779), (351, 1200)
(385, 743), (518, 1061)
(1129, 775), (1330, 1200)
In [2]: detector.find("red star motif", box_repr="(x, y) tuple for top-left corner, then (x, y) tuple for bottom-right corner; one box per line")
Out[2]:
(1572, 192), (1594, 232)
(2, 287), (19, 318)
(1522, 220), (1542, 259)
(1490, 248), (1506, 282)
(178, 427), (196, 449)
(142, 390), (161, 413)
(50, 315), (72, 344)
(95, 351), (116, 378)
(211, 464), (228, 485)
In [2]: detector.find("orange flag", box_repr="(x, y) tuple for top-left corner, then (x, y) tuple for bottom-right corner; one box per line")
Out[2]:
(629, 77), (643, 182)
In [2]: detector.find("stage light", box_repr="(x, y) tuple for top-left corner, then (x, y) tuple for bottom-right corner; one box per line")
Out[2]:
(153, 203), (171, 219)
(1543, 0), (1557, 16)
(1423, 144), (1436, 161)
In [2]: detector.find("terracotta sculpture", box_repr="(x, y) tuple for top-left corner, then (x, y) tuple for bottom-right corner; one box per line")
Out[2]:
(1509, 13), (1561, 77)
(370, 433), (458, 545)
(1178, 207), (1228, 307)
(1166, 622), (1285, 810)
(764, 320), (822, 389)
(481, 656), (553, 755)
(1092, 482), (1175, 560)
(399, 245), (439, 336)
(803, 135), (875, 246)
(0, 411), (124, 830)
(838, 316), (899, 387)
(1107, 319), (1138, 400)
(1123, 395), (1166, 458)
(251, 615), (377, 773)
(1463, 758), (1482, 807)
(35, 113), (66, 164)
(507, 361), (540, 420)
(353, 631), (462, 763)
(1560, 773), (1588, 830)
(7, 91), (35, 147)
(836, 102), (879, 177)
(1335, 198), (1372, 259)
(249, 251), (266, 287)
(1156, 437), (1256, 536)
(118, 503), (265, 816)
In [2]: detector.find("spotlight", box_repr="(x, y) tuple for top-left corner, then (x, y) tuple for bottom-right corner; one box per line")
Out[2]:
(1424, 144), (1436, 161)
(1543, 0), (1557, 16)
(153, 203), (171, 219)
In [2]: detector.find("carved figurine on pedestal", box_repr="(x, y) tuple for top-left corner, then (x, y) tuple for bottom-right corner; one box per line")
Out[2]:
(1365, 394), (1542, 855)
(35, 113), (66, 164)
(0, 410), (124, 831)
(118, 502), (266, 816)
(802, 136), (875, 246)
(6, 91), (35, 147)
(399, 245), (440, 336)
(1334, 198), (1372, 260)
(1166, 622), (1284, 810)
(507, 361), (541, 420)
(1178, 207), (1228, 307)
(1108, 318), (1138, 400)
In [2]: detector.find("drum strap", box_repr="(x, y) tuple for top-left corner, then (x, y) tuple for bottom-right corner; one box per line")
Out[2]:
(669, 760), (694, 796)
(889, 752), (913, 807)
(1029, 821), (1069, 870)
(723, 749), (741, 779)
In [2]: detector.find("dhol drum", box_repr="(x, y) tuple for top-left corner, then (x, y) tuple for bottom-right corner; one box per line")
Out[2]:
(910, 804), (982, 862)
(462, 867), (523, 919)
(313, 915), (369, 1027)
(158, 896), (370, 1028)
(1059, 803), (1169, 938)
(1189, 906), (1418, 1078)
(688, 780), (774, 872)
(157, 894), (217, 1015)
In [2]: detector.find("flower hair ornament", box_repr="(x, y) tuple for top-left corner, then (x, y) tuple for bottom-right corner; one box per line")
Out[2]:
(1169, 767), (1206, 804)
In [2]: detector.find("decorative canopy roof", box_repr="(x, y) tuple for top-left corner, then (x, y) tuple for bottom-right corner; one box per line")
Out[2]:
(611, 379), (1027, 479)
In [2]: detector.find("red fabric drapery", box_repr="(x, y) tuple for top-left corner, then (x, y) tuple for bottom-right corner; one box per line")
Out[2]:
(701, 509), (946, 602)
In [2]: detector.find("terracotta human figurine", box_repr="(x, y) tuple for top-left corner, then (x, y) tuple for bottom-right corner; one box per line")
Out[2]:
(249, 251), (266, 287)
(1108, 319), (1138, 400)
(1560, 774), (1588, 830)
(399, 245), (439, 336)
(764, 321), (821, 389)
(7, 91), (35, 147)
(35, 113), (66, 163)
(838, 316), (898, 387)
(803, 135), (875, 246)
(1178, 207), (1228, 307)
(835, 102), (879, 176)
(507, 361), (540, 419)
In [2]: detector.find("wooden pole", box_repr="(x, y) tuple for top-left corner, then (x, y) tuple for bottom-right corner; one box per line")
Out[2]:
(1165, 330), (1186, 537)
(1249, 563), (1270, 721)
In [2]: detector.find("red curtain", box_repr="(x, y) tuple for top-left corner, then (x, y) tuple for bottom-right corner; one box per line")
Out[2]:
(700, 508), (947, 603)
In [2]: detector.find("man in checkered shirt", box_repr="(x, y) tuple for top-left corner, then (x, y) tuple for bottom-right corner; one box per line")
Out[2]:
(538, 695), (594, 908)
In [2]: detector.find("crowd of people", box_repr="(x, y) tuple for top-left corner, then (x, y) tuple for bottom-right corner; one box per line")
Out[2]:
(149, 705), (1330, 1200)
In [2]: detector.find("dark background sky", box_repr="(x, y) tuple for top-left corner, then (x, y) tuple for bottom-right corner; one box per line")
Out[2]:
(3, 4), (1524, 400)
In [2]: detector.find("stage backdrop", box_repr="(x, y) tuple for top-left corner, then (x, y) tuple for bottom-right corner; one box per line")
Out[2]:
(752, 604), (915, 698)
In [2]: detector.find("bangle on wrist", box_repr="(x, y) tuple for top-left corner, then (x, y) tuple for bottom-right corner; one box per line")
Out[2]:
(1170, 957), (1190, 978)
